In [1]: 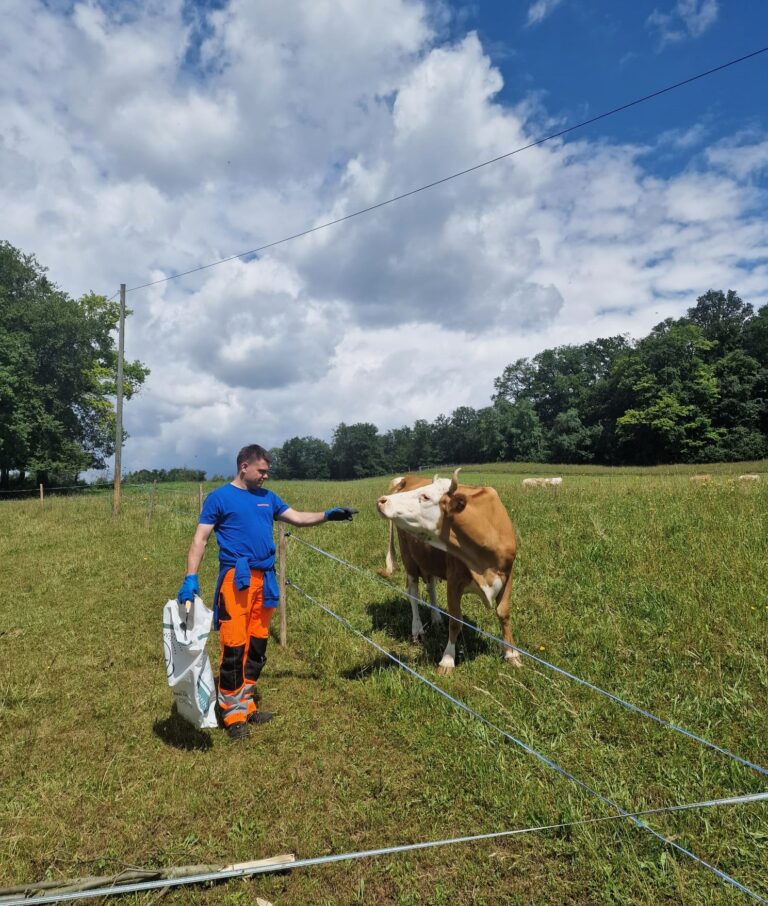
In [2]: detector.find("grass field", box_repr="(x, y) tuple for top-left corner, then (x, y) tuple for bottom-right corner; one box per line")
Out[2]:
(1, 463), (767, 904)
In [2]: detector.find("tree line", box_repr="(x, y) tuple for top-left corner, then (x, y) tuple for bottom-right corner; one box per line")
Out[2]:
(270, 290), (768, 479)
(103, 467), (209, 486)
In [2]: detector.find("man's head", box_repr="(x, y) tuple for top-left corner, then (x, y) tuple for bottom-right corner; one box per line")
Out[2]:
(236, 444), (271, 490)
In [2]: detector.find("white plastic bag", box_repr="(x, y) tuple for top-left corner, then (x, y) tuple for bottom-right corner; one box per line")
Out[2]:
(162, 594), (218, 729)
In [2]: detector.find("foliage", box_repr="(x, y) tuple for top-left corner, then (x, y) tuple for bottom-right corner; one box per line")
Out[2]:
(330, 422), (387, 479)
(272, 436), (332, 480)
(122, 467), (207, 484)
(0, 241), (148, 488)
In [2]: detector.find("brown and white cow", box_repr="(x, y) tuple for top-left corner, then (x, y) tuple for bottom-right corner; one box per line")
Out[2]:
(377, 469), (522, 675)
(378, 475), (446, 642)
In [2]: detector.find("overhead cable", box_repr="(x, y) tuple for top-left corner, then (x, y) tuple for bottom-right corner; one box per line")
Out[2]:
(123, 46), (768, 294)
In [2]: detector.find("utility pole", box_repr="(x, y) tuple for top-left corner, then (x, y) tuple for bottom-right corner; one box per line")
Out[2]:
(113, 283), (126, 515)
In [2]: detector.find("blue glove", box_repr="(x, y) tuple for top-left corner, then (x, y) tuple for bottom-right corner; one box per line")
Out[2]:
(324, 506), (358, 522)
(178, 574), (200, 603)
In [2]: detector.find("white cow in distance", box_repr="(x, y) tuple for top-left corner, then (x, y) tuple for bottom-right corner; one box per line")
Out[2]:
(522, 477), (562, 488)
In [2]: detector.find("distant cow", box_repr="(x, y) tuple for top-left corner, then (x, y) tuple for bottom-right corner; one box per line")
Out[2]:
(378, 470), (521, 675)
(738, 474), (760, 482)
(378, 475), (445, 641)
(522, 477), (562, 488)
(690, 474), (711, 484)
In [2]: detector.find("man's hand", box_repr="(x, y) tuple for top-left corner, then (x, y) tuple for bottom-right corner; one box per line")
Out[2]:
(324, 507), (358, 522)
(178, 574), (200, 603)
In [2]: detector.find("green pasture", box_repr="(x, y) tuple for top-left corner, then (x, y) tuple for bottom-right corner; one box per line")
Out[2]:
(0, 464), (767, 904)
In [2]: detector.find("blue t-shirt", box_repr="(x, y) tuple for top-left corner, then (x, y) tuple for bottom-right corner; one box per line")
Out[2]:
(199, 483), (290, 566)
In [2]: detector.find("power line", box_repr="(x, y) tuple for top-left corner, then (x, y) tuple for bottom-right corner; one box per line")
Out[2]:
(123, 45), (768, 295)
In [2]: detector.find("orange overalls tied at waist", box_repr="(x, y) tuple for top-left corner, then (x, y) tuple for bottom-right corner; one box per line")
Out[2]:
(217, 567), (274, 726)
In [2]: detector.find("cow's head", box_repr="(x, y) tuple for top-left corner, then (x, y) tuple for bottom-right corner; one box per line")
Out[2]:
(376, 469), (461, 541)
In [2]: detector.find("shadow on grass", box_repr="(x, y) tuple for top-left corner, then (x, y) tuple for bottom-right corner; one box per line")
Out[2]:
(366, 597), (496, 668)
(341, 656), (400, 681)
(367, 596), (415, 641)
(153, 705), (214, 751)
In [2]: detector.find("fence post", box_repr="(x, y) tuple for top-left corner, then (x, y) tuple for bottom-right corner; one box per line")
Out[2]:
(39, 483), (44, 504)
(148, 480), (157, 525)
(112, 283), (126, 516)
(278, 523), (287, 647)
(198, 483), (204, 513)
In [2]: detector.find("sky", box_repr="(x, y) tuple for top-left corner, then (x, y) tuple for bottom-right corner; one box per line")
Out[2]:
(2, 0), (767, 479)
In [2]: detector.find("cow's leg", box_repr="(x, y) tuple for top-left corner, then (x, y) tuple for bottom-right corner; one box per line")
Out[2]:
(437, 571), (463, 676)
(496, 575), (523, 667)
(426, 578), (444, 628)
(406, 574), (425, 642)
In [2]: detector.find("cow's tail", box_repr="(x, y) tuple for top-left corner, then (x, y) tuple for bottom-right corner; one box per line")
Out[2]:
(377, 519), (398, 577)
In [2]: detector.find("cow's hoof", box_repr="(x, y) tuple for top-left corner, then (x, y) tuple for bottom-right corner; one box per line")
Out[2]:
(412, 632), (425, 644)
(436, 663), (455, 676)
(504, 651), (524, 668)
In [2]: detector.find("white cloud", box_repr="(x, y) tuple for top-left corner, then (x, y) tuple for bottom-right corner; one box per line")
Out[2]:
(1, 0), (766, 478)
(647, 0), (719, 48)
(706, 138), (768, 181)
(526, 0), (565, 27)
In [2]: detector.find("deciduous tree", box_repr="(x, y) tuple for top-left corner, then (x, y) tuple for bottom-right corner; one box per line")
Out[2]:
(0, 242), (148, 487)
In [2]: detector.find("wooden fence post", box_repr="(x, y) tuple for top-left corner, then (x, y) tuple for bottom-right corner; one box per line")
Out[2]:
(39, 483), (44, 504)
(148, 480), (157, 525)
(198, 483), (204, 513)
(278, 523), (287, 647)
(112, 283), (126, 517)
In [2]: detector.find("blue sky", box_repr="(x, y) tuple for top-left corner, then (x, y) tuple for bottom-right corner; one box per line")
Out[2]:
(1, 0), (766, 477)
(463, 1), (766, 151)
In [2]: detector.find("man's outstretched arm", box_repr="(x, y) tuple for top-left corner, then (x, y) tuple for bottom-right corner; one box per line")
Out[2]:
(277, 507), (357, 527)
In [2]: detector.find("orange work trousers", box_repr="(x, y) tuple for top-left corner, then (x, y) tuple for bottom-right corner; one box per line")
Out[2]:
(217, 568), (274, 726)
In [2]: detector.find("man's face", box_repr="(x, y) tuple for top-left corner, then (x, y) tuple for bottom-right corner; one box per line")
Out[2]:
(240, 458), (270, 489)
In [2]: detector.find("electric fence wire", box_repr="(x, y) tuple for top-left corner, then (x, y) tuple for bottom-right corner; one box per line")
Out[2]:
(288, 580), (767, 903)
(0, 485), (107, 496)
(121, 47), (768, 295)
(288, 534), (768, 777)
(3, 792), (766, 905)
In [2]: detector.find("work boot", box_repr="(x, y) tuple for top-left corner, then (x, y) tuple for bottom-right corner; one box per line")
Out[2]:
(247, 710), (273, 725)
(226, 721), (249, 741)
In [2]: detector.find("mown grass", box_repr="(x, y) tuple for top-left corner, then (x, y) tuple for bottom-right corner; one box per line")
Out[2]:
(0, 464), (766, 905)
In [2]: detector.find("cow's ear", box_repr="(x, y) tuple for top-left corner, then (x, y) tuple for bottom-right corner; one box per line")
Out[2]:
(390, 477), (406, 492)
(446, 493), (467, 515)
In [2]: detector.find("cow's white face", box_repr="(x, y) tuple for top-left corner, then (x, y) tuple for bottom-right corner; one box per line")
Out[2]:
(376, 478), (452, 540)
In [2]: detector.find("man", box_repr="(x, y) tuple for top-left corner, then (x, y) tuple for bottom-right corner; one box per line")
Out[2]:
(179, 443), (356, 740)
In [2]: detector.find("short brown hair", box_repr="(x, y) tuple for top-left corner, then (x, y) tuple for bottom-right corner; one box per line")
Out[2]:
(236, 444), (271, 470)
